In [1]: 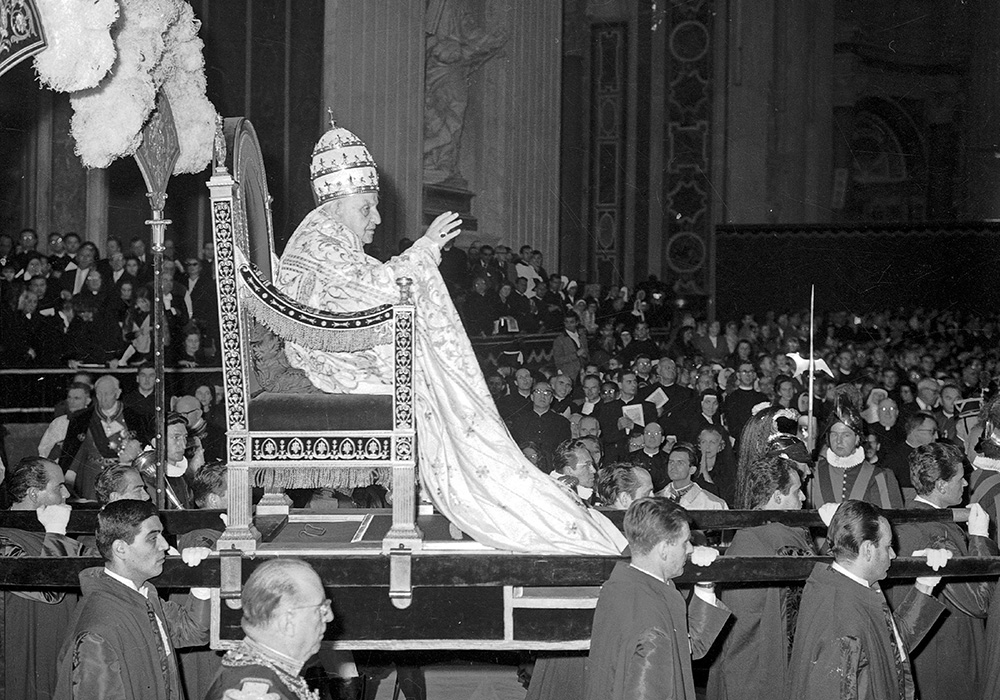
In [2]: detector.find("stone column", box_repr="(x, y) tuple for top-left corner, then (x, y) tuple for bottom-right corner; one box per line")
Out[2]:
(467, 0), (562, 267)
(324, 0), (426, 256)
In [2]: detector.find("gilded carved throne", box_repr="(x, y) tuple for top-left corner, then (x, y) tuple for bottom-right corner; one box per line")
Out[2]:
(207, 118), (420, 554)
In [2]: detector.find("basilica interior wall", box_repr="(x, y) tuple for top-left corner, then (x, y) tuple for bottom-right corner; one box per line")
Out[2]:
(2, 0), (999, 313)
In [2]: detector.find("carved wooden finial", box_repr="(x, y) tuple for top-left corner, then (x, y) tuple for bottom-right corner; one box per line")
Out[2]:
(213, 115), (227, 173)
(396, 277), (413, 304)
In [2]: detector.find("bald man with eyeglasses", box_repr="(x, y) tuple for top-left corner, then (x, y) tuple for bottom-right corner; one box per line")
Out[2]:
(206, 559), (334, 700)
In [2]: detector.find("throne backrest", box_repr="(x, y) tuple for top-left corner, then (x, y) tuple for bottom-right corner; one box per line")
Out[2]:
(224, 118), (276, 282)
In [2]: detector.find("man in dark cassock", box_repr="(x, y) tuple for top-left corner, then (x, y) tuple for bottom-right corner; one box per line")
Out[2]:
(206, 559), (332, 700)
(122, 365), (157, 446)
(177, 463), (228, 700)
(1, 458), (83, 700)
(618, 321), (659, 367)
(461, 276), (499, 336)
(785, 500), (948, 700)
(881, 411), (938, 502)
(706, 456), (815, 700)
(630, 422), (671, 492)
(496, 367), (534, 423)
(643, 357), (694, 437)
(510, 381), (572, 465)
(549, 373), (575, 417)
(889, 443), (997, 700)
(721, 362), (767, 444)
(585, 497), (730, 700)
(54, 500), (212, 700)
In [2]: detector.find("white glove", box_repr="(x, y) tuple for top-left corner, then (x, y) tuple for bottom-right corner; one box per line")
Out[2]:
(36, 504), (72, 535)
(690, 545), (719, 567)
(967, 503), (991, 538)
(913, 547), (953, 571)
(915, 575), (942, 590)
(180, 546), (213, 567)
(818, 502), (840, 528)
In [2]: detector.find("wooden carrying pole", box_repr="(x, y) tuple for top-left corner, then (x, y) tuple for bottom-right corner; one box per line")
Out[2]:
(807, 284), (816, 452)
(134, 93), (180, 509)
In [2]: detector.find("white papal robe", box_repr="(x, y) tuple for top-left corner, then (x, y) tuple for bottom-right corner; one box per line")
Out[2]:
(274, 204), (626, 555)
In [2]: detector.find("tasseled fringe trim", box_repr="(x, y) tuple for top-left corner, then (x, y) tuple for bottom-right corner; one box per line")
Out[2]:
(242, 284), (391, 352)
(251, 465), (392, 490)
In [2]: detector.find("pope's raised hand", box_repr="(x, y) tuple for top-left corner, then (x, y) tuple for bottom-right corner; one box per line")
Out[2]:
(423, 211), (462, 247)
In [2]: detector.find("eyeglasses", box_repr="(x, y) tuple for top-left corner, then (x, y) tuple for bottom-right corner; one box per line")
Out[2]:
(290, 598), (333, 616)
(532, 389), (553, 396)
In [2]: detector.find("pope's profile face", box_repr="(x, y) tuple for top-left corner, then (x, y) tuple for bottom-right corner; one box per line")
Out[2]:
(335, 193), (381, 244)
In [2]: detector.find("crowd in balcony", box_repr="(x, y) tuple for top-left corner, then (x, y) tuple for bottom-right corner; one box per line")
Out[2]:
(0, 228), (219, 369)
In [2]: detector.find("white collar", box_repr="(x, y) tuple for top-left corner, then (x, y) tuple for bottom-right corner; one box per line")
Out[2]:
(629, 563), (666, 583)
(913, 495), (941, 509)
(104, 567), (149, 597)
(167, 456), (188, 478)
(825, 446), (865, 470)
(973, 455), (1000, 472)
(831, 562), (871, 588)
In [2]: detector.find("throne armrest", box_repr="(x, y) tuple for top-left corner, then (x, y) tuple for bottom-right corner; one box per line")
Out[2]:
(239, 264), (394, 352)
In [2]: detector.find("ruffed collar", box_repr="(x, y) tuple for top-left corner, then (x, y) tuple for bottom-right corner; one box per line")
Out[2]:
(824, 446), (865, 470)
(973, 455), (1000, 473)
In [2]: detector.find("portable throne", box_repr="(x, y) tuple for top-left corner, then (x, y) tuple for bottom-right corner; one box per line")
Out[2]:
(207, 117), (420, 555)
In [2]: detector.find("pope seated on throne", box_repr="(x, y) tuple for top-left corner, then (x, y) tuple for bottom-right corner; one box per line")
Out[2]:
(269, 121), (626, 556)
(274, 123), (460, 394)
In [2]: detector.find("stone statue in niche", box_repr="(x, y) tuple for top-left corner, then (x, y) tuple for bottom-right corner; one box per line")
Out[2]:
(423, 0), (506, 187)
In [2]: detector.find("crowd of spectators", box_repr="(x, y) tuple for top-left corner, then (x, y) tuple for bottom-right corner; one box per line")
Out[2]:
(0, 228), (219, 369)
(468, 242), (1000, 514)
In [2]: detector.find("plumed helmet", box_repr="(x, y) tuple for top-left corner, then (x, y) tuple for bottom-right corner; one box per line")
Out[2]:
(310, 115), (379, 205)
(823, 395), (865, 438)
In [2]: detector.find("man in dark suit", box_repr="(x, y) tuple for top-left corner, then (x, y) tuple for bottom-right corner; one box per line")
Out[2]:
(182, 257), (218, 345)
(60, 242), (100, 299)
